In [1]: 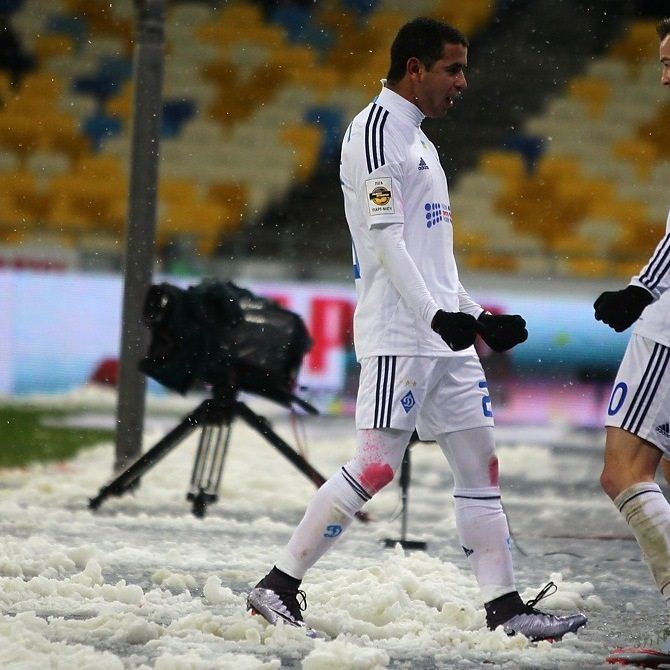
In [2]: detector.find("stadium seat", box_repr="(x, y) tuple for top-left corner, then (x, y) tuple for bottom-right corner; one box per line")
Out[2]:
(609, 19), (659, 76)
(82, 112), (123, 151)
(462, 251), (519, 273)
(304, 106), (344, 159)
(568, 76), (611, 119)
(46, 12), (87, 50)
(33, 33), (75, 63)
(0, 112), (46, 167)
(479, 150), (527, 183)
(559, 256), (611, 279)
(270, 5), (333, 52)
(638, 103), (670, 160)
(279, 123), (323, 183)
(161, 99), (196, 138)
(612, 137), (659, 180)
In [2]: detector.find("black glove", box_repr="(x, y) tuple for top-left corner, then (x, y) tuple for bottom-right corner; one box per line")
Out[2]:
(594, 285), (653, 332)
(476, 312), (528, 352)
(431, 310), (478, 351)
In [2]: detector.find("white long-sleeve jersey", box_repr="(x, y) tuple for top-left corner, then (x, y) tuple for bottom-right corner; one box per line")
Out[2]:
(340, 85), (482, 360)
(632, 208), (670, 347)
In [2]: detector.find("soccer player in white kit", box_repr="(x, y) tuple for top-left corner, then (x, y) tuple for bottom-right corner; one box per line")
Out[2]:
(248, 17), (587, 641)
(596, 16), (670, 649)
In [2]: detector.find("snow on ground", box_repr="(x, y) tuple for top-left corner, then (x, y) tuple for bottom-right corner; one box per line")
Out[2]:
(0, 388), (664, 668)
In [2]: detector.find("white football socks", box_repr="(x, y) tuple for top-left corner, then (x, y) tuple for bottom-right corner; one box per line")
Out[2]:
(275, 467), (367, 579)
(453, 486), (516, 603)
(615, 482), (670, 603)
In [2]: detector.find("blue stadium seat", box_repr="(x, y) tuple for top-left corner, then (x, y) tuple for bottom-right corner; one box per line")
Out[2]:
(304, 106), (344, 159)
(47, 13), (87, 50)
(83, 112), (123, 151)
(503, 133), (545, 174)
(161, 99), (196, 138)
(270, 6), (332, 52)
(73, 56), (133, 108)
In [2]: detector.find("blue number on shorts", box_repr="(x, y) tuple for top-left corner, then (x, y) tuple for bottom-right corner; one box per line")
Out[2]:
(324, 524), (342, 538)
(479, 381), (493, 417)
(608, 382), (627, 416)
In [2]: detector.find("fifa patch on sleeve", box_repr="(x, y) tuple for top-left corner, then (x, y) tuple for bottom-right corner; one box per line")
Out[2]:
(366, 177), (394, 216)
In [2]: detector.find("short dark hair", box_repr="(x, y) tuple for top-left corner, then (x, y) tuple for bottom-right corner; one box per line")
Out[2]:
(657, 17), (670, 40)
(386, 17), (469, 85)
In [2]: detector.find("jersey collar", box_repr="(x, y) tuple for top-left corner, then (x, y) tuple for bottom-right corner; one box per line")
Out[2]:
(376, 82), (425, 128)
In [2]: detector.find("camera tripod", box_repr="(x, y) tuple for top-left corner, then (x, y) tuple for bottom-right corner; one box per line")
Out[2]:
(89, 385), (358, 519)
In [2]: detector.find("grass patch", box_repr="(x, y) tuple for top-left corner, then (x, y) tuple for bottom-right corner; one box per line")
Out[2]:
(0, 405), (114, 467)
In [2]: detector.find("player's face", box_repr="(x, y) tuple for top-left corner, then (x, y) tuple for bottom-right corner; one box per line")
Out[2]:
(660, 35), (670, 87)
(413, 42), (468, 118)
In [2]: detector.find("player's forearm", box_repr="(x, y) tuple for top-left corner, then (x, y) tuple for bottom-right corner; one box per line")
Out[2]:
(370, 222), (439, 324)
(457, 282), (485, 319)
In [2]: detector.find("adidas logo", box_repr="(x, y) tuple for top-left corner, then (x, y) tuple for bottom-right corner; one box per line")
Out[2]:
(656, 423), (670, 438)
(418, 157), (429, 171)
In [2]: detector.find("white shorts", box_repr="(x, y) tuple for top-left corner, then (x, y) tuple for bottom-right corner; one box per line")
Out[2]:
(355, 354), (494, 440)
(605, 333), (670, 455)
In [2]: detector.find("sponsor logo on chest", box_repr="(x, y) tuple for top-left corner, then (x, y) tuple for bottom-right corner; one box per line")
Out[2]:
(424, 202), (452, 228)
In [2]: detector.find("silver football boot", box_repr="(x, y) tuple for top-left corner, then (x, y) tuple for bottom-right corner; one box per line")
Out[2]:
(247, 586), (305, 626)
(247, 584), (326, 639)
(486, 581), (588, 641)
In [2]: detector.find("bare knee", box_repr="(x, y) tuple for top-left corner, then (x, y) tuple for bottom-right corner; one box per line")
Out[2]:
(599, 466), (620, 500)
(601, 427), (662, 501)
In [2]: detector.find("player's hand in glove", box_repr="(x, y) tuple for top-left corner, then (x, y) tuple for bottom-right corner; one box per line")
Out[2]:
(476, 312), (528, 352)
(593, 285), (654, 332)
(431, 310), (478, 351)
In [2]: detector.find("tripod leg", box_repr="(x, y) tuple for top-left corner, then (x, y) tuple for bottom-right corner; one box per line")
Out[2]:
(234, 401), (370, 522)
(89, 399), (212, 510)
(190, 426), (215, 496)
(188, 423), (232, 517)
(235, 402), (326, 487)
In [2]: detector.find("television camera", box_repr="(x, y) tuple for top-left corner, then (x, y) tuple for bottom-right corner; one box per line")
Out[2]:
(89, 279), (338, 518)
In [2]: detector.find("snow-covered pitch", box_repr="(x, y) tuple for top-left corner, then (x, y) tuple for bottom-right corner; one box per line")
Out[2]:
(0, 389), (661, 669)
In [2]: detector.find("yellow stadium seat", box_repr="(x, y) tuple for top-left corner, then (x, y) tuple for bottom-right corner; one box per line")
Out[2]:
(432, 0), (493, 36)
(568, 76), (611, 119)
(613, 260), (647, 279)
(561, 256), (611, 279)
(535, 155), (581, 183)
(462, 251), (519, 273)
(609, 19), (659, 76)
(33, 34), (75, 63)
(159, 200), (228, 255)
(638, 103), (670, 160)
(159, 177), (200, 207)
(106, 81), (134, 118)
(269, 44), (317, 80)
(279, 123), (323, 183)
(479, 150), (527, 183)
(0, 113), (47, 167)
(206, 180), (247, 232)
(612, 137), (659, 180)
(75, 154), (127, 181)
(46, 170), (128, 236)
(0, 170), (46, 225)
